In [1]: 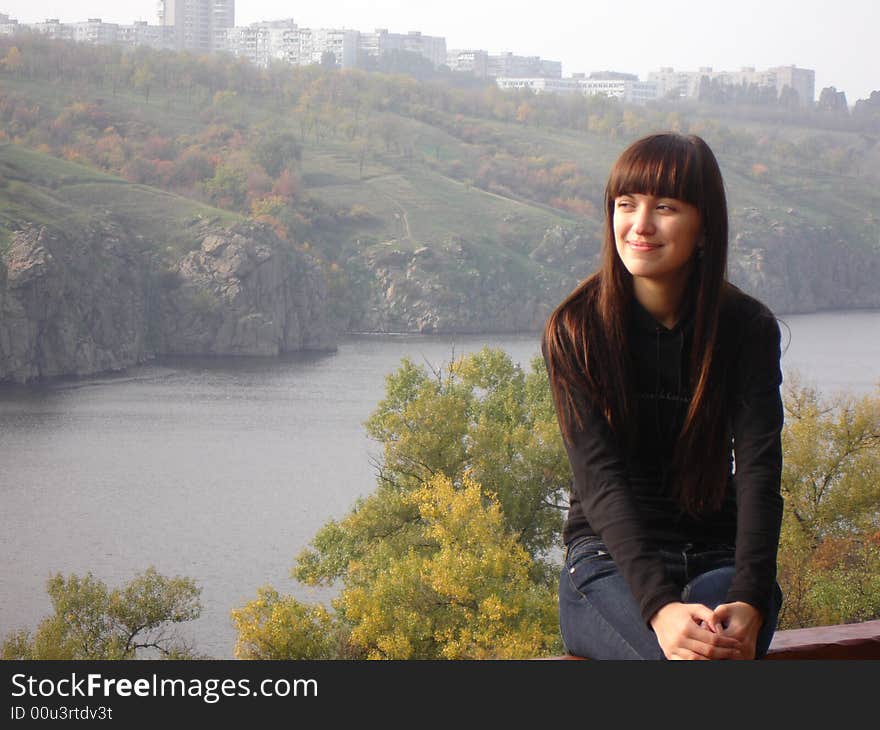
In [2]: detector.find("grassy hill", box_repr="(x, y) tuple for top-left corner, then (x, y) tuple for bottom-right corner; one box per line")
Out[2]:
(1, 37), (878, 327)
(0, 143), (239, 257)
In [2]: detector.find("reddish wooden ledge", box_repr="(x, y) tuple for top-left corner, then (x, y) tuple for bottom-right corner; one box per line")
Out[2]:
(763, 619), (880, 660)
(538, 619), (880, 660)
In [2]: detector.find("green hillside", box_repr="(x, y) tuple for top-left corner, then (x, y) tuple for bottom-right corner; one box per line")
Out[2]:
(1, 36), (879, 327)
(0, 143), (239, 256)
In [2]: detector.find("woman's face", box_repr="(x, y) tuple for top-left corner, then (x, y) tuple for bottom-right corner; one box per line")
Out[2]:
(613, 193), (702, 289)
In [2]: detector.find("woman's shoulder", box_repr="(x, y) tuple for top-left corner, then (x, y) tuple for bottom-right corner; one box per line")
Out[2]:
(719, 284), (782, 379)
(720, 282), (778, 331)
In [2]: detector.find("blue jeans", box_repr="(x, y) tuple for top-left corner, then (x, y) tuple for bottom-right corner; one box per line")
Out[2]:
(559, 536), (783, 660)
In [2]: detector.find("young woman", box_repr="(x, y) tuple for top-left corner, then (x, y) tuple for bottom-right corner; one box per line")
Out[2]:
(542, 133), (784, 660)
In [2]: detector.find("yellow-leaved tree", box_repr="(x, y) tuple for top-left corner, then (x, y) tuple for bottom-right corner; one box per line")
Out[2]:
(233, 348), (568, 659)
(777, 377), (880, 628)
(338, 473), (558, 659)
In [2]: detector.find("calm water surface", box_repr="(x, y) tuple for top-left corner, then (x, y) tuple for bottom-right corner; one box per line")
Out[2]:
(1, 310), (877, 658)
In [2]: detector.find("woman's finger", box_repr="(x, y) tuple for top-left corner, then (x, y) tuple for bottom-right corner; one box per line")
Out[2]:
(686, 619), (742, 649)
(683, 636), (741, 660)
(671, 648), (709, 660)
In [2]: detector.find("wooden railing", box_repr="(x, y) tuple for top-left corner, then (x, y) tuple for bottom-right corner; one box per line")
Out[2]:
(763, 619), (880, 659)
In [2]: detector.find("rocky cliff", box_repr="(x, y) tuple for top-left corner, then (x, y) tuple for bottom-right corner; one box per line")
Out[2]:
(348, 210), (880, 334)
(2, 208), (876, 382)
(349, 237), (563, 334)
(728, 207), (880, 314)
(0, 221), (337, 383)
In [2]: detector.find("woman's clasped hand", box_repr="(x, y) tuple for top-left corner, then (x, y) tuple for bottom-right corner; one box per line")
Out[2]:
(649, 601), (763, 660)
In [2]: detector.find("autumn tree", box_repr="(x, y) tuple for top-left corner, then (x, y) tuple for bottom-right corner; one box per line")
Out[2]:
(232, 588), (342, 659)
(2, 568), (202, 659)
(1, 45), (23, 76)
(776, 377), (880, 628)
(233, 349), (568, 659)
(234, 472), (560, 659)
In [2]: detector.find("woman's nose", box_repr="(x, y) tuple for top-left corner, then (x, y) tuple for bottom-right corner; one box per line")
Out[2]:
(632, 207), (655, 235)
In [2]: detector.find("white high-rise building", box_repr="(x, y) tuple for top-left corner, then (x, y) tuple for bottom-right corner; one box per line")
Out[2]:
(160, 0), (234, 53)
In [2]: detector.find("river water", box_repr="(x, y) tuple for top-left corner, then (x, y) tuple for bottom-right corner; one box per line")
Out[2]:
(1, 309), (878, 658)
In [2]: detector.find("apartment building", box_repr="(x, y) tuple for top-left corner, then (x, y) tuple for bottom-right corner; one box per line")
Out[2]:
(572, 74), (658, 104)
(219, 25), (273, 66)
(357, 28), (447, 68)
(117, 21), (173, 51)
(400, 31), (446, 68)
(71, 18), (119, 46)
(0, 12), (19, 35)
(160, 0), (235, 53)
(447, 49), (489, 78)
(31, 19), (74, 41)
(311, 28), (359, 68)
(768, 65), (815, 106)
(495, 77), (577, 93)
(496, 74), (657, 104)
(649, 65), (815, 106)
(488, 52), (562, 79)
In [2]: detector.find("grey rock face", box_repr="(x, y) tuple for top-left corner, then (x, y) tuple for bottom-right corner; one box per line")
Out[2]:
(350, 238), (569, 334)
(728, 209), (880, 314)
(0, 225), (149, 382)
(0, 222), (337, 383)
(158, 223), (336, 356)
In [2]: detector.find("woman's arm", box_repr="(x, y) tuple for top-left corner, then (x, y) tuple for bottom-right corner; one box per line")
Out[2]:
(722, 309), (784, 634)
(541, 336), (681, 624)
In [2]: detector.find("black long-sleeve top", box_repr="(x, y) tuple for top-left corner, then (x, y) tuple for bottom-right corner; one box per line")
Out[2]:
(543, 284), (784, 625)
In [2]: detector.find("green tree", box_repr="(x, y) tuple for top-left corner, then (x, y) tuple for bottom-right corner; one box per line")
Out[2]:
(233, 349), (568, 659)
(358, 348), (569, 561)
(253, 132), (302, 178)
(203, 162), (249, 209)
(777, 378), (880, 628)
(2, 568), (202, 659)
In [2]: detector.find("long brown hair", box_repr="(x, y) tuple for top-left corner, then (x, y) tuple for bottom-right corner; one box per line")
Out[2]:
(543, 133), (730, 516)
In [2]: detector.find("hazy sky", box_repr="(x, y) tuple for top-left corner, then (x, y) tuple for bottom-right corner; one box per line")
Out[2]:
(1, 1), (876, 102)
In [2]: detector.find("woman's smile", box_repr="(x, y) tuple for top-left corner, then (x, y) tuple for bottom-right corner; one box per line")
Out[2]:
(626, 240), (662, 252)
(613, 193), (702, 286)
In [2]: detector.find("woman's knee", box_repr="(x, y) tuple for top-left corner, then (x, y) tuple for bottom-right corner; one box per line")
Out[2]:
(558, 564), (664, 660)
(682, 566), (736, 608)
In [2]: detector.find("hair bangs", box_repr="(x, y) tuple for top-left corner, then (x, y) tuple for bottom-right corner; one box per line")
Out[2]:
(606, 134), (703, 208)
